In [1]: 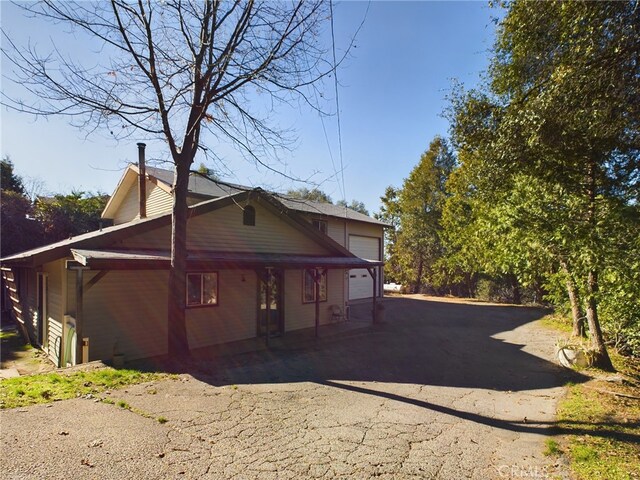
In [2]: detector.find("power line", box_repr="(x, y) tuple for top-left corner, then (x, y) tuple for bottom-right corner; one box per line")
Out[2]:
(330, 0), (346, 206)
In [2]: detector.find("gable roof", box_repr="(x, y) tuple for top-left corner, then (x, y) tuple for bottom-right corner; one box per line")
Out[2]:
(103, 164), (389, 227)
(2, 189), (356, 267)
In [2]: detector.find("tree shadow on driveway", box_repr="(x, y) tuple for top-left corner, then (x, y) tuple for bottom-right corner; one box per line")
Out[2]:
(185, 297), (586, 393)
(143, 297), (628, 441)
(320, 379), (640, 445)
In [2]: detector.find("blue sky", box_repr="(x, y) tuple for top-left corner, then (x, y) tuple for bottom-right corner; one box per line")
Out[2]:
(1, 1), (498, 214)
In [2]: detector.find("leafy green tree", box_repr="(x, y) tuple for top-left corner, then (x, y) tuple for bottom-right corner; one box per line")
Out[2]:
(33, 191), (109, 243)
(1, 157), (25, 195)
(1, 159), (43, 256)
(446, 1), (640, 369)
(0, 191), (44, 257)
(286, 188), (333, 204)
(336, 199), (369, 216)
(376, 186), (402, 282)
(391, 136), (456, 293)
(194, 163), (219, 181)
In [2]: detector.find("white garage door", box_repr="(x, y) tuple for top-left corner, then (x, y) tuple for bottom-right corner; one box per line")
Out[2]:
(349, 235), (380, 300)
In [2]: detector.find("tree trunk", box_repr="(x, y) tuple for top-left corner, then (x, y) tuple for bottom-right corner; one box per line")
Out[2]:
(414, 258), (423, 294)
(585, 270), (614, 371)
(509, 274), (521, 304)
(560, 260), (585, 337)
(582, 160), (613, 371)
(167, 157), (191, 359)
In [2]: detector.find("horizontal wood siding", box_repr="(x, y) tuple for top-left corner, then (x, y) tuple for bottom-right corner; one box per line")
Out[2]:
(121, 202), (329, 255)
(284, 268), (345, 332)
(187, 270), (257, 349)
(83, 270), (168, 362)
(146, 182), (173, 217)
(113, 183), (139, 225)
(43, 260), (64, 366)
(327, 218), (347, 247)
(188, 203), (328, 254)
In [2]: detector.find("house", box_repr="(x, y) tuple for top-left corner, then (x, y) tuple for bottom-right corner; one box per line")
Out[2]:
(1, 146), (387, 367)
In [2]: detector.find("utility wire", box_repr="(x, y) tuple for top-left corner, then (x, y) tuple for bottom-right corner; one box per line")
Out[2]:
(329, 0), (346, 206)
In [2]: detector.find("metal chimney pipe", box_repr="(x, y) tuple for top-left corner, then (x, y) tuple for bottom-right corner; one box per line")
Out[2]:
(137, 142), (147, 219)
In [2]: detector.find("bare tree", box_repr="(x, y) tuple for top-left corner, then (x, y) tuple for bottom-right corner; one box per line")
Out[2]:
(2, 0), (352, 358)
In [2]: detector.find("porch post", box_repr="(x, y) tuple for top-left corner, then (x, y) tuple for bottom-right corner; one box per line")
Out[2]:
(75, 268), (84, 365)
(265, 268), (271, 347)
(314, 268), (320, 338)
(367, 267), (377, 324)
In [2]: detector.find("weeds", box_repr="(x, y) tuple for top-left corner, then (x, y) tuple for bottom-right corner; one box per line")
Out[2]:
(0, 368), (171, 409)
(543, 439), (562, 456)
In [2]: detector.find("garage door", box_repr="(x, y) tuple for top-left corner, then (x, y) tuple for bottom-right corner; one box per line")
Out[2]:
(348, 235), (380, 300)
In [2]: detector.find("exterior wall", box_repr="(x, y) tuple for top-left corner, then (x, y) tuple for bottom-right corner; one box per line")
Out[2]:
(66, 270), (76, 318)
(146, 183), (173, 217)
(187, 269), (257, 349)
(284, 268), (345, 332)
(298, 215), (385, 301)
(347, 222), (385, 300)
(112, 180), (172, 225)
(25, 270), (37, 342)
(11, 268), (38, 344)
(113, 183), (139, 225)
(327, 218), (347, 247)
(83, 270), (169, 362)
(80, 267), (344, 361)
(42, 260), (65, 366)
(120, 202), (330, 255)
(347, 221), (384, 240)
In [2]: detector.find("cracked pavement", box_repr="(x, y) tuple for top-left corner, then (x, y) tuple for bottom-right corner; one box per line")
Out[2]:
(0, 296), (583, 479)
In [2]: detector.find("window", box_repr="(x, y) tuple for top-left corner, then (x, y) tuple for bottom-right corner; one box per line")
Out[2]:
(186, 273), (218, 307)
(303, 269), (327, 303)
(243, 205), (256, 226)
(312, 219), (328, 235)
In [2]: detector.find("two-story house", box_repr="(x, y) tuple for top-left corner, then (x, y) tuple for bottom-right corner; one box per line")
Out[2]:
(1, 147), (386, 367)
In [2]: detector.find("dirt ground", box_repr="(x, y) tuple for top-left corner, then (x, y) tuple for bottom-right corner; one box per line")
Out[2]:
(0, 295), (582, 479)
(0, 324), (54, 377)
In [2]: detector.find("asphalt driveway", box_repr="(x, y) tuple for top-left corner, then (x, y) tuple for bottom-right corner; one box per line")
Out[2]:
(0, 296), (581, 479)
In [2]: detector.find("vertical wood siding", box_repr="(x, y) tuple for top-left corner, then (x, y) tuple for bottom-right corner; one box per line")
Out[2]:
(83, 270), (169, 362)
(186, 270), (257, 349)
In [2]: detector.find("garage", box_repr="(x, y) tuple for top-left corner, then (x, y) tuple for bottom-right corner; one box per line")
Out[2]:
(348, 235), (381, 300)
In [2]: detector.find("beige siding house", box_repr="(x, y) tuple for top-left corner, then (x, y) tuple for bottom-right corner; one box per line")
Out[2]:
(2, 158), (386, 367)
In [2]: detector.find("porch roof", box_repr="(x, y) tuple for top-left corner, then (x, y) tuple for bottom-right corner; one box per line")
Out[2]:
(70, 249), (383, 270)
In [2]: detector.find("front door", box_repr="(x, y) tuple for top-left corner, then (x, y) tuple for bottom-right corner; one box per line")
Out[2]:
(258, 269), (284, 337)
